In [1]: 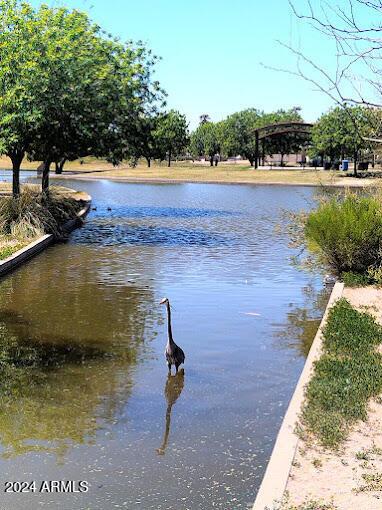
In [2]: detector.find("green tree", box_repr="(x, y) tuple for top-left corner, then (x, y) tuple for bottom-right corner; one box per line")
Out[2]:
(190, 121), (222, 166)
(154, 110), (189, 167)
(100, 43), (165, 169)
(0, 0), (43, 195)
(259, 108), (306, 166)
(219, 107), (306, 166)
(311, 106), (374, 175)
(126, 114), (164, 168)
(0, 1), (164, 193)
(221, 109), (261, 166)
(29, 6), (162, 190)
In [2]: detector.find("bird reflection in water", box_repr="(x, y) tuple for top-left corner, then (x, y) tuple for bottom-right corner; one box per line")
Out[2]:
(156, 369), (185, 455)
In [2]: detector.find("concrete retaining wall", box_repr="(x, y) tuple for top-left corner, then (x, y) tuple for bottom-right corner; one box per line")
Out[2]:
(0, 200), (91, 278)
(252, 281), (344, 510)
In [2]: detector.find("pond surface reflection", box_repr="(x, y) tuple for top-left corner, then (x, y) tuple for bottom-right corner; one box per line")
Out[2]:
(0, 180), (328, 509)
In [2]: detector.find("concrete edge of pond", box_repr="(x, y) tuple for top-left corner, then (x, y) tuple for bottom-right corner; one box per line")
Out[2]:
(0, 198), (91, 278)
(252, 281), (345, 510)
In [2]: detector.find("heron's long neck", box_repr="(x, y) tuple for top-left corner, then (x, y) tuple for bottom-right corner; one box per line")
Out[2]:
(166, 302), (174, 345)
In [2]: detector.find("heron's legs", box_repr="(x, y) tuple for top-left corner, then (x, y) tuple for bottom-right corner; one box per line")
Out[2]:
(167, 362), (172, 374)
(175, 363), (179, 374)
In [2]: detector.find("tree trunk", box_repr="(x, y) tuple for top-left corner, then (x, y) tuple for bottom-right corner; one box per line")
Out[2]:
(353, 150), (358, 177)
(9, 151), (24, 197)
(55, 158), (67, 175)
(168, 150), (171, 167)
(254, 130), (259, 169)
(42, 159), (51, 192)
(146, 158), (151, 168)
(280, 154), (284, 166)
(210, 156), (214, 166)
(214, 158), (218, 166)
(248, 158), (254, 167)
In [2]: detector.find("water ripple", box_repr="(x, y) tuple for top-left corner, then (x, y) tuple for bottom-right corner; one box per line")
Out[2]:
(97, 206), (240, 219)
(75, 222), (237, 247)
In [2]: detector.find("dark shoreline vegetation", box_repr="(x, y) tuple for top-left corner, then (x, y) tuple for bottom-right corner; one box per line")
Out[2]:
(0, 187), (84, 259)
(299, 298), (382, 448)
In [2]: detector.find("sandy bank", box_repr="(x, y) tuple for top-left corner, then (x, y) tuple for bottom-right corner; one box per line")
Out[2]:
(284, 286), (382, 510)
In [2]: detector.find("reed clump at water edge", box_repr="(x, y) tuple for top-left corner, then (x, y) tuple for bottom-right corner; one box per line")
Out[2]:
(0, 186), (83, 259)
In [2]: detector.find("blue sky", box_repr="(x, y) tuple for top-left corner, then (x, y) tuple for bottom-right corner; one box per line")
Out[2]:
(30, 0), (338, 128)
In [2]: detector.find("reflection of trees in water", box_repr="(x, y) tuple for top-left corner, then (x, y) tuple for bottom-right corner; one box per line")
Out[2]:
(0, 257), (158, 350)
(0, 357), (133, 460)
(275, 284), (331, 358)
(0, 265), (159, 459)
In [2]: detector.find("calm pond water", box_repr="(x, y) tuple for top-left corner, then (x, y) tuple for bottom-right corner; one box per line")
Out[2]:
(0, 176), (328, 509)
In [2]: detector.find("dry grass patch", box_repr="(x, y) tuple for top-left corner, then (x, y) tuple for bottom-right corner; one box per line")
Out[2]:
(0, 186), (83, 259)
(270, 495), (337, 509)
(0, 156), (347, 185)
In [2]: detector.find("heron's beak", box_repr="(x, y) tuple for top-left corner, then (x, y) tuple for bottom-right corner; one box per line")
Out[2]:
(159, 298), (167, 305)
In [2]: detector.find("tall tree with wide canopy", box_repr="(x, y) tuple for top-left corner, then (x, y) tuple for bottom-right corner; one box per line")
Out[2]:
(311, 106), (375, 175)
(125, 114), (165, 168)
(0, 0), (43, 195)
(221, 109), (261, 166)
(0, 1), (164, 194)
(154, 110), (189, 167)
(190, 121), (222, 166)
(29, 6), (163, 190)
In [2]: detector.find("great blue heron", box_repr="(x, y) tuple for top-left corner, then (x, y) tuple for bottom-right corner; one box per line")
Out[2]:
(156, 370), (184, 455)
(160, 298), (185, 374)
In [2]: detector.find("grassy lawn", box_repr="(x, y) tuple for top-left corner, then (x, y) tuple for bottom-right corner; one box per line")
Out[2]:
(0, 155), (368, 186)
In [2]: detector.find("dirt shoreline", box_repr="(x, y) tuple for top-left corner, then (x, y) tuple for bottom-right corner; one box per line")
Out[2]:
(284, 286), (382, 510)
(47, 172), (375, 188)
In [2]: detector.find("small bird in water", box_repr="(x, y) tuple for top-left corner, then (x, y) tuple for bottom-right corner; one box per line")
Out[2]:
(91, 206), (97, 211)
(160, 298), (185, 374)
(107, 206), (112, 211)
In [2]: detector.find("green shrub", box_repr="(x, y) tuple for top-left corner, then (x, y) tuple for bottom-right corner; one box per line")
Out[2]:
(305, 194), (382, 275)
(366, 266), (382, 287)
(341, 267), (382, 287)
(301, 298), (382, 448)
(341, 271), (372, 287)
